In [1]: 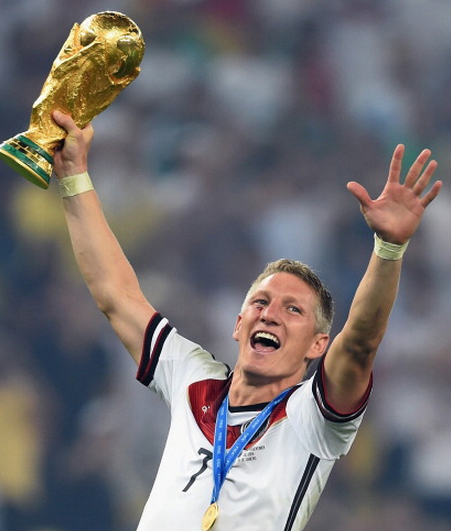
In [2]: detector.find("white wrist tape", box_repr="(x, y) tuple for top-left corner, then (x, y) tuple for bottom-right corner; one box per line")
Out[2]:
(373, 233), (409, 261)
(58, 172), (94, 197)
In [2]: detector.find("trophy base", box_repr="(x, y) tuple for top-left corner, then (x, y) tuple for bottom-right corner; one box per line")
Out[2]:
(0, 134), (53, 189)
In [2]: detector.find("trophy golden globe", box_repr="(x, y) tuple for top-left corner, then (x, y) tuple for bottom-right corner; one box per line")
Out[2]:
(0, 11), (145, 189)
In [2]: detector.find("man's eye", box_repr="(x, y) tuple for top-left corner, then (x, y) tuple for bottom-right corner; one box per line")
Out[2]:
(254, 299), (267, 306)
(288, 306), (301, 314)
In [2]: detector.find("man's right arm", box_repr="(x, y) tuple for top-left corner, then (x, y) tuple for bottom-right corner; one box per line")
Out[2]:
(53, 111), (155, 365)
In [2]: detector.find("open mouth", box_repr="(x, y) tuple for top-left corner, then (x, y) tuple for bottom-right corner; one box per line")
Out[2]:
(251, 331), (280, 353)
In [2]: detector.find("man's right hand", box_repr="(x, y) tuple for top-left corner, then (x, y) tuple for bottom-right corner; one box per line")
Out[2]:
(52, 111), (94, 178)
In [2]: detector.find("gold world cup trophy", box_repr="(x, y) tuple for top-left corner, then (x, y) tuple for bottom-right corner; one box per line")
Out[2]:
(0, 11), (145, 189)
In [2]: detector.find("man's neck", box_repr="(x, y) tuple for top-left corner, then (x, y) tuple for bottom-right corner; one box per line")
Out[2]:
(228, 371), (301, 407)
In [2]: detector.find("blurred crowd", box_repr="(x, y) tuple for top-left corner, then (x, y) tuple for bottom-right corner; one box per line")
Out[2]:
(1, 0), (451, 530)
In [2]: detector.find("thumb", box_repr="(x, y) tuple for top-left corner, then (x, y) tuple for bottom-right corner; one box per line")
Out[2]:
(52, 110), (77, 133)
(346, 181), (372, 208)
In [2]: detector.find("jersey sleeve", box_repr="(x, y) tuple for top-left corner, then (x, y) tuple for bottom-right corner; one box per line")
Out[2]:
(136, 313), (229, 406)
(287, 357), (372, 460)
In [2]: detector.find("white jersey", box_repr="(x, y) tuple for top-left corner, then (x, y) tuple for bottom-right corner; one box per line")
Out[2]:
(136, 313), (370, 531)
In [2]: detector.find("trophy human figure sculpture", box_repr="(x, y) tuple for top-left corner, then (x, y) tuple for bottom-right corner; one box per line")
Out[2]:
(0, 11), (145, 189)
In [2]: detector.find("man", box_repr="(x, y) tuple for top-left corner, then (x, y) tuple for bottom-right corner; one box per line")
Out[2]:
(51, 110), (441, 531)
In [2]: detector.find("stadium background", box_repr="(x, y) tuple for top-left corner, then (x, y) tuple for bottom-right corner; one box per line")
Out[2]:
(1, 1), (451, 530)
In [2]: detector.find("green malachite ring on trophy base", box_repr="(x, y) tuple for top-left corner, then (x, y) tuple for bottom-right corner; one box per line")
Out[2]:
(0, 134), (53, 189)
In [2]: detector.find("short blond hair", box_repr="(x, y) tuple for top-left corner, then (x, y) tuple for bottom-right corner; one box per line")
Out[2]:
(242, 259), (334, 334)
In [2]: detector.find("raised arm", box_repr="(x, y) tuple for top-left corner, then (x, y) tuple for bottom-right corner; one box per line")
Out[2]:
(52, 111), (155, 364)
(324, 144), (442, 412)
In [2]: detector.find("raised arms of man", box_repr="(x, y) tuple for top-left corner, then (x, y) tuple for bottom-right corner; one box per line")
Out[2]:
(52, 110), (443, 414)
(324, 145), (442, 413)
(52, 110), (155, 364)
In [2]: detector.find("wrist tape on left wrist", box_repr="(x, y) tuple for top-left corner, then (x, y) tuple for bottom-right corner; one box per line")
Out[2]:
(373, 233), (409, 261)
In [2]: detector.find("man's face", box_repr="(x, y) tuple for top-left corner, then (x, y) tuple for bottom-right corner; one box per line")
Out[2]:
(232, 272), (329, 389)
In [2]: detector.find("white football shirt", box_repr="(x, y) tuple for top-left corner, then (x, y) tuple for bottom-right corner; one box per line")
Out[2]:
(136, 313), (370, 531)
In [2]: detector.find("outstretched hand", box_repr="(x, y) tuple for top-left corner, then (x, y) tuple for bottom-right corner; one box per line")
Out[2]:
(347, 144), (442, 244)
(52, 110), (94, 179)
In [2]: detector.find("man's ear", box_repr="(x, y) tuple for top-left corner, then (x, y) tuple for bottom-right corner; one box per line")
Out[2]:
(232, 314), (242, 342)
(307, 333), (329, 361)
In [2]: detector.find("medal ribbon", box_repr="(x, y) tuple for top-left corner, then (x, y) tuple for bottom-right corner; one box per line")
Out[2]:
(210, 387), (292, 504)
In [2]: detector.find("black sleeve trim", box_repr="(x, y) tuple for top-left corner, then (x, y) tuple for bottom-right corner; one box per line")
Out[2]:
(312, 356), (372, 423)
(136, 313), (173, 386)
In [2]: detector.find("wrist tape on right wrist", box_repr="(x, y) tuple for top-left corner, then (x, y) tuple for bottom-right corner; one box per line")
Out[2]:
(58, 172), (94, 197)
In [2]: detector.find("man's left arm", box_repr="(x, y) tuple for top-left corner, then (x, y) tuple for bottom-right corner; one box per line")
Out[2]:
(323, 144), (442, 413)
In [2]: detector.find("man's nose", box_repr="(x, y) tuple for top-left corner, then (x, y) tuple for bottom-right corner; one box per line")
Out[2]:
(260, 301), (280, 324)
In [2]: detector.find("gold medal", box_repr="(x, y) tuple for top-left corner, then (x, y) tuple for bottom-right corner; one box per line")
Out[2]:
(201, 502), (219, 531)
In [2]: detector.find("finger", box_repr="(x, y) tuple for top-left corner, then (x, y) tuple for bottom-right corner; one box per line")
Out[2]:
(387, 144), (405, 184)
(412, 159), (438, 195)
(53, 111), (94, 147)
(420, 180), (442, 208)
(80, 122), (95, 144)
(404, 148), (432, 188)
(52, 110), (77, 133)
(346, 181), (372, 208)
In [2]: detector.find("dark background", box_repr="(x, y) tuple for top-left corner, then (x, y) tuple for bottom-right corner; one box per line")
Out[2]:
(1, 1), (451, 530)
